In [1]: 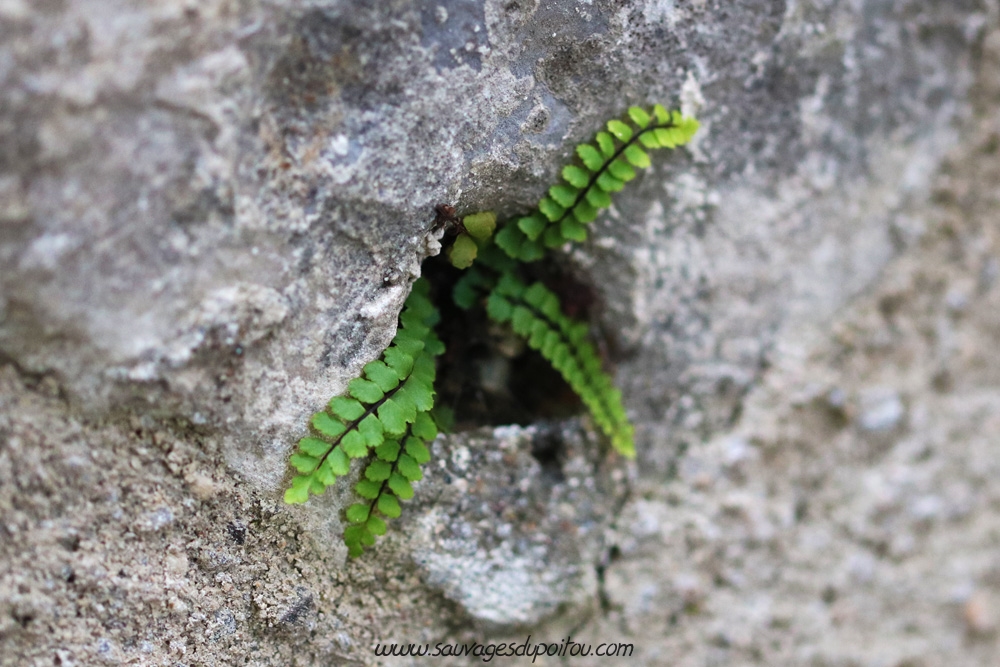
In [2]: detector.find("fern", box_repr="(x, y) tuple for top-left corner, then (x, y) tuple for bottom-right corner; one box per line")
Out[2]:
(451, 104), (698, 456)
(453, 245), (634, 456)
(285, 104), (698, 556)
(494, 105), (698, 262)
(343, 412), (436, 556)
(285, 278), (441, 554)
(446, 211), (496, 269)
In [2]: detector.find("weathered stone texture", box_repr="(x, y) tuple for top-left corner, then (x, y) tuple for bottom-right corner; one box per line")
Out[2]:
(1, 0), (999, 664)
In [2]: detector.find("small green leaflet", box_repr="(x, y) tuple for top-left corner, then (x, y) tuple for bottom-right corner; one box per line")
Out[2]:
(356, 479), (382, 499)
(627, 106), (650, 128)
(606, 119), (632, 142)
(462, 211), (496, 240)
(366, 515), (387, 535)
(358, 414), (384, 448)
(404, 436), (430, 464)
(397, 454), (423, 481)
(364, 360), (400, 392)
(365, 458), (392, 482)
(289, 453), (319, 474)
(388, 473), (414, 500)
(298, 437), (331, 457)
(329, 396), (365, 421)
(378, 494), (401, 519)
(577, 144), (604, 171)
(449, 233), (478, 269)
(562, 165), (589, 188)
(517, 214), (547, 241)
(311, 413), (345, 439)
(341, 430), (367, 458)
(377, 399), (408, 435)
(375, 440), (400, 461)
(346, 503), (370, 523)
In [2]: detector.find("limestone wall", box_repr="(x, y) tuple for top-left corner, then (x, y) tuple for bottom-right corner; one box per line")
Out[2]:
(2, 1), (999, 664)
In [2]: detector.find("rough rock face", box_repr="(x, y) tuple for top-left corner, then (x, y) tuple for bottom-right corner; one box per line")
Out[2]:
(2, 0), (999, 665)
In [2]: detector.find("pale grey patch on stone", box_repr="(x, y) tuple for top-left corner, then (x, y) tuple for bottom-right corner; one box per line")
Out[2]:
(857, 387), (906, 433)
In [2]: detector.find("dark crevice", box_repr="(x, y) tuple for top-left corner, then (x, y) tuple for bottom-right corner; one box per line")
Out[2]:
(423, 244), (613, 432)
(595, 544), (622, 616)
(227, 520), (247, 545)
(529, 426), (566, 483)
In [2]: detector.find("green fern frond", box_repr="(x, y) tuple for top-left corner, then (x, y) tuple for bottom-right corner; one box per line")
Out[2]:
(343, 411), (436, 556)
(486, 274), (634, 457)
(495, 105), (698, 261)
(449, 244), (634, 457)
(285, 278), (442, 517)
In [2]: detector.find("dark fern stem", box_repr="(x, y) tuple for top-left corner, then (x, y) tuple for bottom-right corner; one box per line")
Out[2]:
(285, 105), (699, 556)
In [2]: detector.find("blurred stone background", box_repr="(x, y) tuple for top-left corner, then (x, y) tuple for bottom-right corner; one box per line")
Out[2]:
(1, 0), (999, 664)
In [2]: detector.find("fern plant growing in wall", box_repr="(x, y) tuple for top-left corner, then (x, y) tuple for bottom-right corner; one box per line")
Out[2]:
(285, 104), (699, 556)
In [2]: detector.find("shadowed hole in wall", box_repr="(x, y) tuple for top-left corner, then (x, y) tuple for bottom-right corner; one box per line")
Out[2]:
(422, 237), (618, 432)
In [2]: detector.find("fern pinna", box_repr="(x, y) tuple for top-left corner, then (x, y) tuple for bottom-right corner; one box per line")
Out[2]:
(285, 105), (698, 556)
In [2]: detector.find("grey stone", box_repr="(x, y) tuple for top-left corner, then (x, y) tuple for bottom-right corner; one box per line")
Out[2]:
(409, 423), (629, 628)
(857, 387), (906, 433)
(1, 0), (999, 665)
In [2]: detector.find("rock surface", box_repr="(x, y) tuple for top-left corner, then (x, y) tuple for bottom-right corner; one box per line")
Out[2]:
(2, 0), (999, 664)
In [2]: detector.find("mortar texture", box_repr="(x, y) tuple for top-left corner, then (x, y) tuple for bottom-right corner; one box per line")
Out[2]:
(1, 0), (999, 665)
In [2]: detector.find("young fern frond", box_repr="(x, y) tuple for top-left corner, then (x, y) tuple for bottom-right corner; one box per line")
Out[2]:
(487, 274), (634, 457)
(453, 253), (635, 457)
(495, 105), (699, 262)
(285, 278), (442, 520)
(344, 411), (436, 556)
